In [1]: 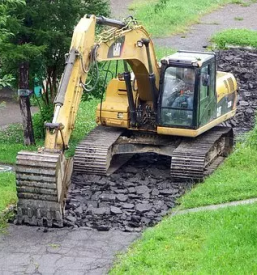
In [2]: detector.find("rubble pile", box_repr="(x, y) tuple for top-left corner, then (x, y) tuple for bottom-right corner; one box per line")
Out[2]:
(217, 48), (257, 135)
(65, 155), (193, 231)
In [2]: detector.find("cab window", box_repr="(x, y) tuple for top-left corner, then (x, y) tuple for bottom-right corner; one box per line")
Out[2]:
(160, 67), (195, 127)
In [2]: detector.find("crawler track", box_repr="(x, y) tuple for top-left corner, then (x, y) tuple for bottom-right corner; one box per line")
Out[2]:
(74, 126), (125, 175)
(171, 126), (233, 180)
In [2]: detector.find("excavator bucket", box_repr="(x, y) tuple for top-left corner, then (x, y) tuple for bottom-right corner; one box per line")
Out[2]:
(15, 151), (73, 227)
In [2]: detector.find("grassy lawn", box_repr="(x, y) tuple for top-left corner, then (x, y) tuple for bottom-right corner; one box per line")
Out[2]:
(0, 172), (17, 232)
(66, 99), (99, 157)
(111, 203), (257, 274)
(155, 46), (176, 60)
(0, 124), (39, 164)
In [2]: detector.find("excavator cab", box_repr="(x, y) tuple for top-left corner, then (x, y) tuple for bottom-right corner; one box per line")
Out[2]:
(158, 51), (217, 130)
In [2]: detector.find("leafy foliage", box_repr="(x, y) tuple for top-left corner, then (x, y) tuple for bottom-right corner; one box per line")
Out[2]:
(211, 28), (257, 49)
(0, 0), (110, 99)
(0, 0), (25, 42)
(0, 68), (15, 88)
(0, 0), (25, 87)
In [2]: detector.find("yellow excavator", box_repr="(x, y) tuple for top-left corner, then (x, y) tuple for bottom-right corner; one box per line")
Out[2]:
(15, 15), (237, 227)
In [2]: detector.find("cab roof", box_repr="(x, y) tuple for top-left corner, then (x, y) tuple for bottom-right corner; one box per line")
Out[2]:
(161, 51), (215, 68)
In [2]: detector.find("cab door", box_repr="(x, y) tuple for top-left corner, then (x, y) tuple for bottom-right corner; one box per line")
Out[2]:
(198, 61), (216, 127)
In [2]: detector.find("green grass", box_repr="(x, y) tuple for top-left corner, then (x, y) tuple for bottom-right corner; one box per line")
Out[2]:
(0, 124), (39, 164)
(0, 171), (17, 231)
(178, 124), (257, 209)
(132, 0), (232, 37)
(234, 16), (244, 20)
(111, 203), (257, 274)
(0, 172), (17, 212)
(0, 143), (39, 164)
(211, 28), (257, 48)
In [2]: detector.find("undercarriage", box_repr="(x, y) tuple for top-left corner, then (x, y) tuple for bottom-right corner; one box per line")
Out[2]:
(15, 125), (233, 226)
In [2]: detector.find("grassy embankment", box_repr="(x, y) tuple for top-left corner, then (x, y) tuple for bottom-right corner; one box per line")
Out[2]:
(110, 23), (257, 275)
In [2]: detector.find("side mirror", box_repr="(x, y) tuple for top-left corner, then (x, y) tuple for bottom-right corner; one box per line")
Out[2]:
(202, 74), (210, 86)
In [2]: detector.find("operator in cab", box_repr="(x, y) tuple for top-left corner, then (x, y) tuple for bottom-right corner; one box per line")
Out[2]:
(171, 68), (195, 109)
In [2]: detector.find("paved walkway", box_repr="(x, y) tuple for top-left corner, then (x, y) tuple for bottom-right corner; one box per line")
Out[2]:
(0, 226), (139, 275)
(0, 88), (38, 128)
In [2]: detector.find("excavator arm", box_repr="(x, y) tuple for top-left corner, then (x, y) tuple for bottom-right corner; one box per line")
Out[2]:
(15, 15), (161, 226)
(45, 15), (160, 150)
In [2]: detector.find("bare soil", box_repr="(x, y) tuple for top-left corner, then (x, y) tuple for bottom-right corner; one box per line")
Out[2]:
(110, 0), (136, 19)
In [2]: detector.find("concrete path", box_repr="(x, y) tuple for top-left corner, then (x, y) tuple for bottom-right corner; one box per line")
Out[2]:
(0, 226), (139, 275)
(0, 88), (38, 128)
(173, 198), (257, 216)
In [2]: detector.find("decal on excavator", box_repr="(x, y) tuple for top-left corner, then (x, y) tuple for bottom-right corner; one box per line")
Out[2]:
(108, 36), (125, 58)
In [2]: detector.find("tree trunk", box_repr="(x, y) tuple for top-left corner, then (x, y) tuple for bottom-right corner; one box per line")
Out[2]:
(18, 61), (35, 146)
